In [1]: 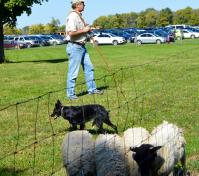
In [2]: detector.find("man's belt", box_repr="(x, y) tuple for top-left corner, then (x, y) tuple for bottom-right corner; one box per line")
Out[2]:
(69, 41), (85, 46)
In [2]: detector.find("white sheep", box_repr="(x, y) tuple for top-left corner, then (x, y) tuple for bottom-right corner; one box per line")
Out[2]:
(122, 127), (150, 176)
(62, 130), (95, 176)
(95, 133), (128, 176)
(149, 121), (186, 176)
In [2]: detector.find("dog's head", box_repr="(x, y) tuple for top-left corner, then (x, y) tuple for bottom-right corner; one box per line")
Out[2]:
(50, 100), (63, 119)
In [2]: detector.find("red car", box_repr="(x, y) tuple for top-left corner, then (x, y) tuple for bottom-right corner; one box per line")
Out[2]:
(4, 40), (17, 49)
(4, 40), (27, 49)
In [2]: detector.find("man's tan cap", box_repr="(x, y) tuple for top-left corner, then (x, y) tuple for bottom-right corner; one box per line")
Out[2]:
(71, 0), (85, 4)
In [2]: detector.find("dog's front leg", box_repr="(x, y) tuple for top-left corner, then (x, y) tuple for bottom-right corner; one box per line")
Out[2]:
(98, 128), (106, 134)
(80, 123), (85, 130)
(71, 123), (77, 130)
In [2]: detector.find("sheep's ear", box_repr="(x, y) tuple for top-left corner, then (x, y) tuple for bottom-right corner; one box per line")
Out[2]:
(130, 147), (137, 152)
(149, 146), (161, 153)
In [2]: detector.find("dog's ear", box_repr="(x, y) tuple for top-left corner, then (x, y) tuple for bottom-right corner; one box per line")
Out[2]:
(57, 99), (60, 103)
(57, 99), (62, 105)
(56, 100), (62, 109)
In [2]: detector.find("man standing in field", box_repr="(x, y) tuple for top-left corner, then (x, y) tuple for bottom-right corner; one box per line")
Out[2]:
(65, 0), (103, 100)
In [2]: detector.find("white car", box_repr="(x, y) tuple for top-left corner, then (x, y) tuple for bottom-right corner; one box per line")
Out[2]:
(92, 33), (126, 45)
(46, 35), (65, 45)
(135, 33), (166, 45)
(181, 29), (199, 39)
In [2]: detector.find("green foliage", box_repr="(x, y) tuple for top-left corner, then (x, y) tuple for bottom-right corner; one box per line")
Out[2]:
(145, 10), (158, 27)
(43, 22), (58, 34)
(189, 9), (199, 25)
(174, 7), (193, 24)
(93, 7), (199, 29)
(58, 25), (66, 32)
(3, 24), (22, 35)
(28, 24), (45, 34)
(156, 8), (173, 27)
(136, 12), (147, 28)
(0, 0), (48, 63)
(43, 17), (61, 34)
(93, 16), (110, 28)
(22, 18), (64, 34)
(21, 26), (30, 35)
(0, 0), (48, 25)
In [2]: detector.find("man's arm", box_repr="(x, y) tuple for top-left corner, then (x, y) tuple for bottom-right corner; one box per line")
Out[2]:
(68, 26), (91, 37)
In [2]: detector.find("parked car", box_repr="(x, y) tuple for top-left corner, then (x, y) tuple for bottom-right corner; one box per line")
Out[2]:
(14, 36), (40, 48)
(181, 29), (199, 39)
(45, 35), (65, 45)
(4, 35), (15, 41)
(153, 30), (175, 43)
(4, 36), (27, 49)
(110, 30), (134, 43)
(29, 35), (50, 46)
(135, 33), (166, 45)
(92, 33), (126, 45)
(145, 29), (175, 43)
(186, 27), (199, 33)
(3, 40), (17, 49)
(165, 24), (190, 29)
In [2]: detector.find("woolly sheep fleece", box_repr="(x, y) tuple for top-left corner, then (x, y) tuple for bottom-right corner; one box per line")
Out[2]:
(95, 133), (128, 176)
(62, 130), (95, 176)
(149, 121), (186, 175)
(123, 127), (150, 176)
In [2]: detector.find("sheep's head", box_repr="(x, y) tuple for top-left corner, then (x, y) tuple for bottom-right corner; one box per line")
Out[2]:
(130, 144), (161, 176)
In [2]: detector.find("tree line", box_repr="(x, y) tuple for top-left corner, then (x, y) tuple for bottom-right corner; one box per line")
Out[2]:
(93, 7), (199, 28)
(4, 7), (199, 36)
(4, 17), (65, 35)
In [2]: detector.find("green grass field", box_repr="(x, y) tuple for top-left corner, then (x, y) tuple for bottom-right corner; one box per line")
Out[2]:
(0, 40), (199, 175)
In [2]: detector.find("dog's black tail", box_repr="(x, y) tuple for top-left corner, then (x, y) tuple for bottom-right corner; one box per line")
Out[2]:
(105, 119), (118, 133)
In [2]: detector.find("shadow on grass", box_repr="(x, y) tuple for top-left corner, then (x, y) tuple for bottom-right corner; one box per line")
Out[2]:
(87, 128), (117, 135)
(0, 168), (28, 176)
(67, 127), (117, 135)
(77, 86), (109, 97)
(5, 58), (68, 64)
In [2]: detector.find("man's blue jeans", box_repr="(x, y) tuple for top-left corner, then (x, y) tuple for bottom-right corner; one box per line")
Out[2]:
(66, 43), (97, 97)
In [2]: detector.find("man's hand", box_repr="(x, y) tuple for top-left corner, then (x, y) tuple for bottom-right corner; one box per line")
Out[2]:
(82, 26), (92, 33)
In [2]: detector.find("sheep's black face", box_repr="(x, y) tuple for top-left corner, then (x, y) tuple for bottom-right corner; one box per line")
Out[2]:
(130, 144), (161, 173)
(50, 100), (62, 118)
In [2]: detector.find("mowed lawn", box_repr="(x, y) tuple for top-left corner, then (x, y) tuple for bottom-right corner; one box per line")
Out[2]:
(0, 40), (199, 175)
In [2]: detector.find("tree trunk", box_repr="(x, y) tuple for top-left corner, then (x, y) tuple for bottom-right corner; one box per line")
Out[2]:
(0, 20), (5, 64)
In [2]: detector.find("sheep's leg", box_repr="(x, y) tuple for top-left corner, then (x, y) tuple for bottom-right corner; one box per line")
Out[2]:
(168, 172), (174, 176)
(181, 150), (186, 176)
(71, 123), (77, 130)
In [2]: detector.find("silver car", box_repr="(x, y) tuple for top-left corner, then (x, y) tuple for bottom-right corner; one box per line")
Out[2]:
(135, 33), (166, 45)
(14, 36), (40, 48)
